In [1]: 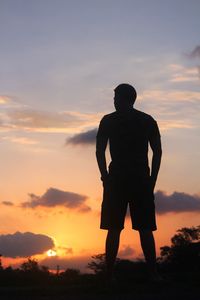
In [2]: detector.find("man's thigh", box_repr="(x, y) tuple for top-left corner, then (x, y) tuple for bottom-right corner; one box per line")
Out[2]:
(128, 177), (157, 231)
(100, 177), (128, 230)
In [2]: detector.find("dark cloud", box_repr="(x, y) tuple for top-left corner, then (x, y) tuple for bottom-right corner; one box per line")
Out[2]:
(155, 190), (200, 214)
(187, 46), (200, 78)
(78, 205), (91, 213)
(21, 187), (90, 212)
(188, 45), (200, 59)
(1, 201), (14, 206)
(0, 232), (54, 258)
(118, 245), (135, 258)
(67, 128), (97, 145)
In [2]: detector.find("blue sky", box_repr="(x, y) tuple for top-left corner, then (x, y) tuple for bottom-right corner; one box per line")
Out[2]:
(1, 0), (200, 111)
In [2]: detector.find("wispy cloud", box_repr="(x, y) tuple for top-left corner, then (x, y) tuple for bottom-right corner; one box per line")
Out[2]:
(1, 201), (14, 206)
(139, 89), (200, 102)
(0, 232), (54, 258)
(168, 64), (199, 82)
(0, 95), (26, 108)
(155, 190), (200, 214)
(0, 109), (101, 133)
(139, 89), (200, 130)
(1, 136), (39, 145)
(57, 246), (73, 255)
(21, 187), (91, 212)
(0, 96), (11, 104)
(158, 120), (195, 131)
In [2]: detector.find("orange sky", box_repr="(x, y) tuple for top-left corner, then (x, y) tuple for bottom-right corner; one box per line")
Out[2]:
(1, 1), (200, 272)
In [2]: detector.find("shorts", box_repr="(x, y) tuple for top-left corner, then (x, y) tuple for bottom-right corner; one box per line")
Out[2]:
(100, 173), (157, 231)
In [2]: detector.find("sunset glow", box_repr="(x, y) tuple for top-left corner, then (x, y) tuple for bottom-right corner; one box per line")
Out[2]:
(0, 1), (200, 273)
(47, 250), (57, 257)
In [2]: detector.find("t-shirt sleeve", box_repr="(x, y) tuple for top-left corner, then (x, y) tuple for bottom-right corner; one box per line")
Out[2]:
(96, 116), (109, 139)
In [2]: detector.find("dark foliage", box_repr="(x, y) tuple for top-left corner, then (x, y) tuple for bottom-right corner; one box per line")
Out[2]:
(87, 253), (106, 274)
(0, 226), (199, 288)
(159, 226), (200, 271)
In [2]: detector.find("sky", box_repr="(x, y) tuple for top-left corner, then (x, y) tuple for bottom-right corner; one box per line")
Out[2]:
(0, 0), (200, 272)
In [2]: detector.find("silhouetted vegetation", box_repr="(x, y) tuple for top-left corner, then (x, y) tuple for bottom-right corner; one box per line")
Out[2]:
(87, 253), (106, 274)
(159, 226), (200, 271)
(0, 226), (199, 296)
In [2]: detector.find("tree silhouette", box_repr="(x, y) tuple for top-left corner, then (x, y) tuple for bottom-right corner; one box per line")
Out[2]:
(160, 226), (200, 271)
(87, 253), (106, 274)
(60, 268), (80, 283)
(20, 257), (40, 272)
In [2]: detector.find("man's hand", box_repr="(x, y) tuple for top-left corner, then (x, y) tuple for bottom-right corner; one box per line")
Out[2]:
(149, 176), (156, 193)
(101, 173), (110, 188)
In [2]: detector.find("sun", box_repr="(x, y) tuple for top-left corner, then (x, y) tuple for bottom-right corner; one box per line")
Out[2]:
(47, 249), (57, 257)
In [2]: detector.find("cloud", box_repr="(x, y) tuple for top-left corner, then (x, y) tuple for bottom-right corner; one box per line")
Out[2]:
(1, 201), (14, 206)
(139, 89), (200, 102)
(138, 89), (200, 130)
(155, 190), (200, 214)
(21, 187), (90, 212)
(188, 45), (200, 59)
(7, 109), (84, 132)
(0, 232), (54, 258)
(0, 96), (10, 104)
(1, 109), (101, 133)
(185, 46), (200, 79)
(168, 65), (199, 83)
(118, 245), (135, 258)
(158, 120), (195, 131)
(2, 136), (39, 145)
(67, 128), (97, 145)
(58, 246), (73, 255)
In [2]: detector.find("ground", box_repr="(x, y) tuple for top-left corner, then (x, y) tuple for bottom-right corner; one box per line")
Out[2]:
(0, 276), (199, 300)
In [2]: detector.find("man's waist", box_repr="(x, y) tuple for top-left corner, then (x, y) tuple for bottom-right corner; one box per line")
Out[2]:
(109, 161), (150, 175)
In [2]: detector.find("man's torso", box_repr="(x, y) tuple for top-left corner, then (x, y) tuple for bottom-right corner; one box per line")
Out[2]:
(97, 109), (159, 177)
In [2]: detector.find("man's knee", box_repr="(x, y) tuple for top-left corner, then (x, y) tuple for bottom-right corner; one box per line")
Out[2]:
(107, 228), (122, 237)
(139, 229), (153, 237)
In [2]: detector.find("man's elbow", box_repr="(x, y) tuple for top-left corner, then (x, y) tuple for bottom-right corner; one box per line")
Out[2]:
(153, 147), (162, 158)
(157, 149), (162, 159)
(96, 149), (105, 158)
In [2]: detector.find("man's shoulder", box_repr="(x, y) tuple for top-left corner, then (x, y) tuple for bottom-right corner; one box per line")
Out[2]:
(100, 112), (117, 122)
(134, 109), (156, 123)
(100, 110), (157, 124)
(97, 112), (117, 137)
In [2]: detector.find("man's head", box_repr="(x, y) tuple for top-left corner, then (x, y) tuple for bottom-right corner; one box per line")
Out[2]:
(114, 83), (137, 111)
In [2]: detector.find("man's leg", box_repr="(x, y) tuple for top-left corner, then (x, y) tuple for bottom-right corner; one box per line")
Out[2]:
(139, 229), (158, 275)
(105, 229), (121, 279)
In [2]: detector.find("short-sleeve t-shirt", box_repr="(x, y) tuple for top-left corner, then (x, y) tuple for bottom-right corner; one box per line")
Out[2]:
(96, 109), (160, 176)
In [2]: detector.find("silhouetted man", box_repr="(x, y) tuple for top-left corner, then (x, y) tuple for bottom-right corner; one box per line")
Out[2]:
(96, 83), (162, 282)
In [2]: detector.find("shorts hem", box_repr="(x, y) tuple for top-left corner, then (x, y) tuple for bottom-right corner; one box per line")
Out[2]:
(100, 226), (124, 230)
(132, 226), (157, 231)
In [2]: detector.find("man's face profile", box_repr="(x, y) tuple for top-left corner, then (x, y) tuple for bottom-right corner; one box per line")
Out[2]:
(114, 92), (122, 111)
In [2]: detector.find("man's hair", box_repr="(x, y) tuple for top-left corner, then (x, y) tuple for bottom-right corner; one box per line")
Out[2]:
(114, 83), (137, 104)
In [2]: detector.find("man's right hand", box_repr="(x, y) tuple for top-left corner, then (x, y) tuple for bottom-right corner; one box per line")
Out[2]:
(101, 173), (110, 188)
(149, 176), (156, 193)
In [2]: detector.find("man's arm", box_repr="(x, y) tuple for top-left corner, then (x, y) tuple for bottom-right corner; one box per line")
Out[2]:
(96, 135), (109, 182)
(149, 129), (162, 192)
